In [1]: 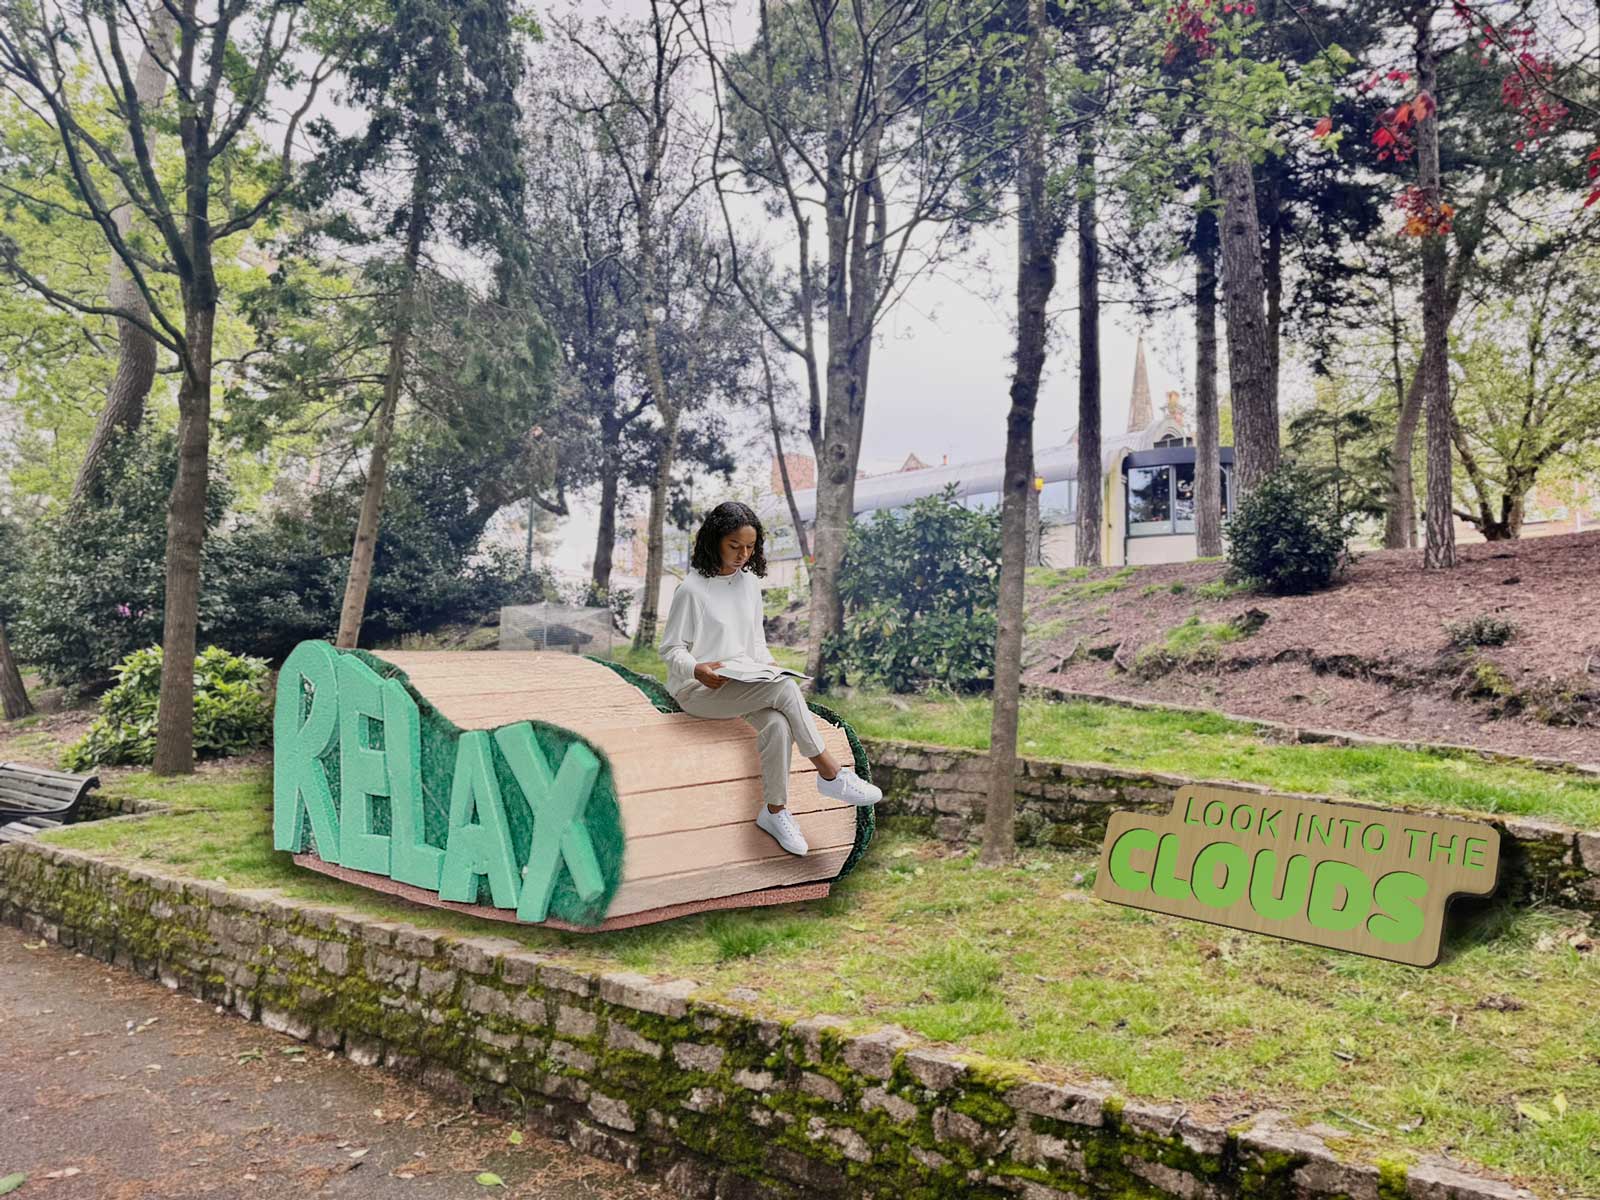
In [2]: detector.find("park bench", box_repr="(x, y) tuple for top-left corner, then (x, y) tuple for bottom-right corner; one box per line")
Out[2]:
(0, 762), (100, 843)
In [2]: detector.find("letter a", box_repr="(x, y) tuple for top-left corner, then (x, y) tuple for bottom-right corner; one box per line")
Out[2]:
(438, 731), (522, 909)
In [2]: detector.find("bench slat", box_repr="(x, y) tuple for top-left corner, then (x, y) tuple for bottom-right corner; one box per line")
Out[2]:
(0, 776), (80, 801)
(0, 763), (98, 826)
(0, 761), (98, 784)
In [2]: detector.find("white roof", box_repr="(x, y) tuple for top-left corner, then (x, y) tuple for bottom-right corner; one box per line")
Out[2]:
(771, 414), (1185, 523)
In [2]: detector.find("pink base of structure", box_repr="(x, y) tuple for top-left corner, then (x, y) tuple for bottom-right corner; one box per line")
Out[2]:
(292, 853), (832, 932)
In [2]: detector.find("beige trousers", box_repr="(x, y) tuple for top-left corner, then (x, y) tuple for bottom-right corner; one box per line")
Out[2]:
(674, 677), (827, 809)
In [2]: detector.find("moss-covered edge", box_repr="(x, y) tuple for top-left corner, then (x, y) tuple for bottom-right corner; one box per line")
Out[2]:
(584, 656), (876, 883)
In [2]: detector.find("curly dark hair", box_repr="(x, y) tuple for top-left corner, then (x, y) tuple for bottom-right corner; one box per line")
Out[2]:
(690, 501), (768, 579)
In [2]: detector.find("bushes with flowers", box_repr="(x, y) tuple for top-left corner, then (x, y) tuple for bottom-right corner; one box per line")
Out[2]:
(61, 644), (273, 769)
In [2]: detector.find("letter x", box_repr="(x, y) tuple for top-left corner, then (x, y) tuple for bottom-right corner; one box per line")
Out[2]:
(494, 722), (605, 922)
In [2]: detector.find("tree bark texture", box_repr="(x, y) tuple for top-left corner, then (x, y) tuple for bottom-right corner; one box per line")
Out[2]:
(1384, 175), (1493, 549)
(1193, 198), (1223, 558)
(69, 4), (179, 510)
(1416, 11), (1455, 569)
(1217, 152), (1278, 498)
(1073, 99), (1103, 569)
(803, 86), (884, 689)
(151, 300), (215, 775)
(763, 338), (812, 563)
(336, 190), (428, 649)
(591, 422), (620, 589)
(0, 620), (32, 721)
(983, 0), (1060, 867)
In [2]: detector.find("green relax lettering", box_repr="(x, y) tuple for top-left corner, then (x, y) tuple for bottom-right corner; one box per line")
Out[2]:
(273, 645), (606, 920)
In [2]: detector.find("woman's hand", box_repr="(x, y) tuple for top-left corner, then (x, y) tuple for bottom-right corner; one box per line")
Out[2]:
(694, 661), (728, 689)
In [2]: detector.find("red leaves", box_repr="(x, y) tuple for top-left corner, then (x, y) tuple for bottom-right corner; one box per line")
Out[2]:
(1585, 190), (1600, 210)
(1312, 116), (1334, 140)
(1370, 90), (1433, 163)
(1397, 186), (1453, 237)
(1165, 0), (1218, 60)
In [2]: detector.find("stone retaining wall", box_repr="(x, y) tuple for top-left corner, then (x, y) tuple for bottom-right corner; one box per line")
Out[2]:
(861, 738), (1600, 915)
(0, 837), (1536, 1200)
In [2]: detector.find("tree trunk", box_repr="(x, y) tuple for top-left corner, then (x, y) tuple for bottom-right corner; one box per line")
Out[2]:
(0, 620), (32, 721)
(69, 4), (179, 510)
(983, 0), (1059, 868)
(1074, 27), (1102, 569)
(1261, 166), (1283, 407)
(629, 155), (677, 651)
(1193, 197), (1223, 558)
(803, 106), (882, 690)
(632, 415), (680, 648)
(336, 193), (428, 649)
(1385, 176), (1494, 549)
(1217, 151), (1278, 497)
(591, 421), (620, 590)
(151, 299), (214, 775)
(762, 337), (812, 563)
(1382, 279), (1419, 549)
(1416, 11), (1455, 569)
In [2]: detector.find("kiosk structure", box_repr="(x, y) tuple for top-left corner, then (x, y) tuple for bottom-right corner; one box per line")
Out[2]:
(271, 641), (874, 931)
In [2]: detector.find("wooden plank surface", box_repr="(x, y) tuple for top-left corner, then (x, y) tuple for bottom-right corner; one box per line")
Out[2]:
(351, 649), (867, 923)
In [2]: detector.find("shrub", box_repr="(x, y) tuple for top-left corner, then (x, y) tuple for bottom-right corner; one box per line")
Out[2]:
(62, 644), (272, 769)
(1224, 465), (1350, 595)
(12, 424), (233, 690)
(205, 444), (557, 662)
(1445, 614), (1518, 648)
(825, 483), (1000, 692)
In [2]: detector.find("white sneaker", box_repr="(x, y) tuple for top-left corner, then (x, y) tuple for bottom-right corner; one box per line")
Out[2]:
(756, 805), (809, 855)
(816, 766), (882, 806)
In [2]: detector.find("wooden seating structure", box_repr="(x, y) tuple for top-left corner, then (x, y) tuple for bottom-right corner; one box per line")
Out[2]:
(0, 761), (100, 844)
(284, 649), (870, 931)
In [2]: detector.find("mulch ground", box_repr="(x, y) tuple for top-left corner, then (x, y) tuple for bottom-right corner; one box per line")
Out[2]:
(1023, 530), (1600, 766)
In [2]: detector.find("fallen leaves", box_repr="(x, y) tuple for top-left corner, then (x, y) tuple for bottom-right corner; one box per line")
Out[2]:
(0, 1174), (25, 1196)
(1533, 927), (1595, 955)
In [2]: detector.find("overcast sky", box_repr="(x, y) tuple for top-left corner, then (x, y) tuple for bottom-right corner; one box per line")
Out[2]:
(498, 0), (1211, 578)
(537, 209), (1203, 578)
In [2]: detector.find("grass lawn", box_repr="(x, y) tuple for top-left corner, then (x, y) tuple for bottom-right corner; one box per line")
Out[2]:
(33, 759), (1600, 1197)
(11, 642), (1599, 1192)
(597, 645), (1600, 830)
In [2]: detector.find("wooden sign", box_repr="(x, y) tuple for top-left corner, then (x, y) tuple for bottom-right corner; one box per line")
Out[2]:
(1093, 785), (1501, 966)
(271, 641), (874, 931)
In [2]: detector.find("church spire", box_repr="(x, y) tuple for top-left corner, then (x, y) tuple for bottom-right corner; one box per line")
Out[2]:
(1127, 333), (1153, 433)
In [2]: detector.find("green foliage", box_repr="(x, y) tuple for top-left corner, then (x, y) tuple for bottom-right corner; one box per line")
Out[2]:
(1445, 615), (1518, 649)
(1285, 378), (1390, 526)
(1225, 466), (1350, 595)
(207, 437), (558, 663)
(11, 424), (233, 688)
(825, 484), (1000, 693)
(62, 644), (271, 769)
(574, 580), (635, 635)
(0, 511), (27, 627)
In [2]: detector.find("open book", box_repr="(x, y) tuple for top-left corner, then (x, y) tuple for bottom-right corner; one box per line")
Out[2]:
(709, 655), (811, 683)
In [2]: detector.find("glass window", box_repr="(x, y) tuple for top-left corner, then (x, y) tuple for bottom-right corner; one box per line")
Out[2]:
(965, 490), (1000, 512)
(1128, 467), (1171, 535)
(1174, 463), (1196, 533)
(1039, 479), (1074, 516)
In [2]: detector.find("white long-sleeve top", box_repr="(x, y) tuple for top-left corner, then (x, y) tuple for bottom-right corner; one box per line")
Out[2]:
(657, 568), (777, 699)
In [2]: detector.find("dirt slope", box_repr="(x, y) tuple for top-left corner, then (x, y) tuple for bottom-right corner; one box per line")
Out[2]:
(1021, 530), (1600, 765)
